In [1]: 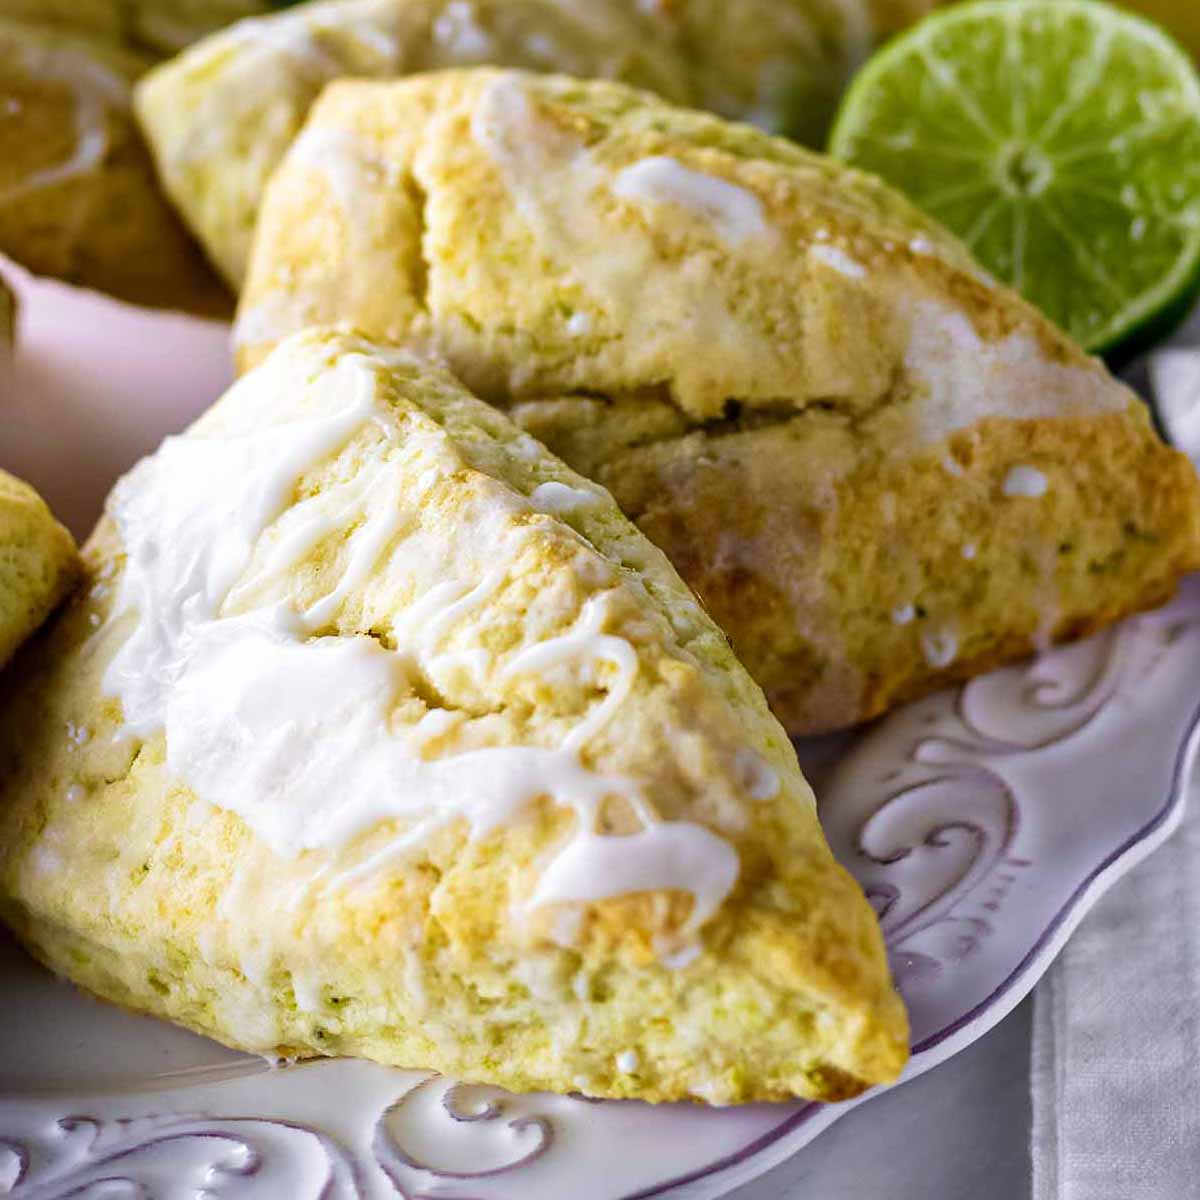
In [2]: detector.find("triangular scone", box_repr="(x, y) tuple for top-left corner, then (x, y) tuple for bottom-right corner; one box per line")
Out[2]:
(134, 0), (934, 290)
(236, 69), (1200, 735)
(134, 0), (694, 289)
(0, 329), (907, 1104)
(0, 16), (229, 316)
(0, 469), (78, 668)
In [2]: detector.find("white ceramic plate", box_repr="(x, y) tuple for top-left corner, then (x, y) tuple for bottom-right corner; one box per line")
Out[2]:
(3, 269), (1199, 1200)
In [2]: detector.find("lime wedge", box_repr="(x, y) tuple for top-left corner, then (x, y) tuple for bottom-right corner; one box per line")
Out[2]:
(828, 0), (1200, 357)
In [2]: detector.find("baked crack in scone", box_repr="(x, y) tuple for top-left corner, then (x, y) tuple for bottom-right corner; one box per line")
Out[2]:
(0, 469), (78, 668)
(236, 69), (1200, 734)
(0, 13), (230, 314)
(133, 0), (936, 289)
(0, 329), (907, 1104)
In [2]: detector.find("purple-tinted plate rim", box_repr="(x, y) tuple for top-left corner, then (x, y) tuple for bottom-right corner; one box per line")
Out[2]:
(622, 681), (1200, 1200)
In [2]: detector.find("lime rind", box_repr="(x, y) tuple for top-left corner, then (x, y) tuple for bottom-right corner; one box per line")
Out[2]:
(828, 0), (1200, 357)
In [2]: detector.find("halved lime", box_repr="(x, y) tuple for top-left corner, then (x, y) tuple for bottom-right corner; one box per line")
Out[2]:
(828, 0), (1200, 358)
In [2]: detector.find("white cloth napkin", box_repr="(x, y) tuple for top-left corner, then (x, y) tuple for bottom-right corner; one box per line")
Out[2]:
(1031, 335), (1200, 1200)
(1031, 776), (1200, 1200)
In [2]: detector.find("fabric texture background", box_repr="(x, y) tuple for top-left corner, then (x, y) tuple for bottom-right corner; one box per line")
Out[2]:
(1031, 776), (1200, 1199)
(1032, 320), (1200, 1198)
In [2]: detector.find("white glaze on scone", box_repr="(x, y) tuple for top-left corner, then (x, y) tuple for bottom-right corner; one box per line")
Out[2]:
(102, 340), (739, 935)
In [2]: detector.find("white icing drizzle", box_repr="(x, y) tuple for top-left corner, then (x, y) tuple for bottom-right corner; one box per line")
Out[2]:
(906, 302), (1127, 446)
(1002, 465), (1048, 498)
(287, 125), (393, 215)
(920, 627), (958, 669)
(528, 480), (599, 515)
(529, 825), (739, 931)
(500, 593), (640, 757)
(661, 942), (702, 970)
(100, 342), (741, 938)
(810, 243), (867, 280)
(733, 747), (779, 800)
(431, 0), (495, 59)
(0, 43), (126, 206)
(469, 76), (781, 414)
(551, 906), (584, 947)
(349, 21), (404, 63)
(892, 604), (915, 626)
(612, 156), (771, 246)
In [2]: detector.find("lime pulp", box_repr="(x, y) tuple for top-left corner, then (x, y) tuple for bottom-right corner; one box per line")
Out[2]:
(828, 0), (1200, 357)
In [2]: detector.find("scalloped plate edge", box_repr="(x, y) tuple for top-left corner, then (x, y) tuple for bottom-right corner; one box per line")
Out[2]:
(651, 689), (1200, 1200)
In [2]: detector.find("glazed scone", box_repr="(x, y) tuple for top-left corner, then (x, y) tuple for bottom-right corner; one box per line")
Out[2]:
(0, 329), (907, 1104)
(0, 470), (78, 668)
(134, 0), (694, 288)
(134, 0), (935, 289)
(0, 1), (272, 55)
(0, 16), (229, 314)
(237, 70), (1200, 734)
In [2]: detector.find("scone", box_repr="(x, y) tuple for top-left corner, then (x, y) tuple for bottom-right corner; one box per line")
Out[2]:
(133, 0), (936, 289)
(0, 15), (230, 314)
(134, 0), (694, 288)
(0, 271), (13, 356)
(0, 0), (272, 55)
(0, 469), (78, 668)
(0, 329), (907, 1104)
(236, 70), (1200, 735)
(642, 0), (936, 145)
